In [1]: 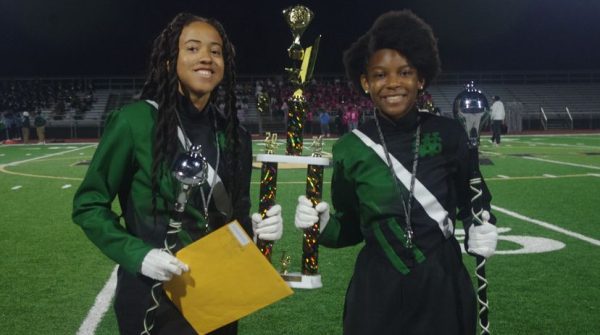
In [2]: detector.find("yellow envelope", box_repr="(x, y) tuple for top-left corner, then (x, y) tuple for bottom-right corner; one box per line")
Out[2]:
(164, 221), (293, 334)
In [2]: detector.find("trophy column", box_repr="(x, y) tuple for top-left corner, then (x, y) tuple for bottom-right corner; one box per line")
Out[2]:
(301, 136), (325, 278)
(256, 133), (279, 260)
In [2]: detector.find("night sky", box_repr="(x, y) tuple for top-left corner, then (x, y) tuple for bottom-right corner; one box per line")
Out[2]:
(1, 0), (599, 77)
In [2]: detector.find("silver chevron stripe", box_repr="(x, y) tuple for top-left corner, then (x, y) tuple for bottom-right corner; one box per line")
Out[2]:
(176, 126), (222, 187)
(352, 129), (452, 237)
(177, 125), (233, 218)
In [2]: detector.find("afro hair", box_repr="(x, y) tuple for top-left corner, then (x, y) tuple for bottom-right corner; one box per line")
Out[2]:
(343, 10), (441, 96)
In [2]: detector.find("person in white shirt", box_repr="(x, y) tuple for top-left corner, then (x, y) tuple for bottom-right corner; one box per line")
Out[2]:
(490, 96), (505, 146)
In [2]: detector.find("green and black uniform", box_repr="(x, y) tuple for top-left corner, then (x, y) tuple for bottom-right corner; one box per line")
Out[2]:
(73, 97), (252, 335)
(322, 108), (492, 335)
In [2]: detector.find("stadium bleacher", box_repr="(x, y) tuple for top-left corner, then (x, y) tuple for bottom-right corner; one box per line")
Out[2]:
(2, 71), (599, 142)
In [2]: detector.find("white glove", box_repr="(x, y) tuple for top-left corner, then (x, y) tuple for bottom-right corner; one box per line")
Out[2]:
(467, 211), (498, 258)
(251, 204), (283, 241)
(294, 195), (330, 233)
(140, 249), (189, 281)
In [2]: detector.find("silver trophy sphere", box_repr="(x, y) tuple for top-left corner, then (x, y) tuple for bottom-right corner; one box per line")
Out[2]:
(452, 81), (490, 148)
(172, 145), (209, 212)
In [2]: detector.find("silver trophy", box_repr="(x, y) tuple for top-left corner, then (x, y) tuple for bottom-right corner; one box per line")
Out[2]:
(172, 145), (209, 213)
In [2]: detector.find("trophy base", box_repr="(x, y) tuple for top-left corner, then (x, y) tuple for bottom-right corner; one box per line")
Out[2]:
(281, 272), (322, 289)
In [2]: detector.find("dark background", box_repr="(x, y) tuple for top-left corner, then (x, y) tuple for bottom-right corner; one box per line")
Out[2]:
(1, 0), (599, 77)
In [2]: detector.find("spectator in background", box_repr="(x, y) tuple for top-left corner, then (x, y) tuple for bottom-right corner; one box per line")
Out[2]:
(335, 107), (346, 136)
(319, 108), (331, 137)
(0, 113), (6, 142)
(21, 111), (31, 143)
(347, 105), (360, 131)
(34, 111), (47, 144)
(281, 100), (289, 123)
(490, 95), (505, 146)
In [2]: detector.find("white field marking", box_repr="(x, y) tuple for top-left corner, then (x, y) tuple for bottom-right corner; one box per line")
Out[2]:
(455, 227), (565, 254)
(506, 133), (600, 138)
(250, 173), (599, 185)
(516, 140), (599, 150)
(25, 153), (31, 156)
(2, 145), (95, 167)
(0, 154), (5, 156)
(492, 205), (600, 247)
(543, 174), (557, 178)
(11, 185), (22, 190)
(77, 266), (118, 335)
(479, 150), (502, 156)
(62, 184), (72, 189)
(485, 173), (597, 181)
(0, 145), (94, 180)
(521, 156), (600, 170)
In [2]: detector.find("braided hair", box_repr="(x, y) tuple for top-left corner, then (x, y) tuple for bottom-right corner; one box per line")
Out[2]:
(139, 12), (240, 217)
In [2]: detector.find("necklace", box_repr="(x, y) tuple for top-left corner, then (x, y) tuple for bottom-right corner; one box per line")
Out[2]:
(374, 110), (421, 248)
(175, 106), (220, 227)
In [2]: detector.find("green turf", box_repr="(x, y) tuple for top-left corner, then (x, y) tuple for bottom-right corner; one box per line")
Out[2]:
(1, 134), (599, 334)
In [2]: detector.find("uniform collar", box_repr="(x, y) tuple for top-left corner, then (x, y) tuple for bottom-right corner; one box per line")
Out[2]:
(377, 106), (420, 131)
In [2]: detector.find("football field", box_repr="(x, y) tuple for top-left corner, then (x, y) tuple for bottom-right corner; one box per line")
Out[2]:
(1, 133), (599, 334)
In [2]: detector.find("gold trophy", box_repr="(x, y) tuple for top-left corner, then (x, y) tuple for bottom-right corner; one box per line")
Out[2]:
(255, 5), (327, 289)
(283, 4), (320, 156)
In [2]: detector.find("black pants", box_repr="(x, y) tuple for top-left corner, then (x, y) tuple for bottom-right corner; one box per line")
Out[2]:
(343, 239), (476, 335)
(114, 267), (238, 335)
(491, 120), (503, 144)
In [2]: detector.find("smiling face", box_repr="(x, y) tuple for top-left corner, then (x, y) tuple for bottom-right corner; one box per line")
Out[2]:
(176, 20), (225, 110)
(360, 49), (424, 120)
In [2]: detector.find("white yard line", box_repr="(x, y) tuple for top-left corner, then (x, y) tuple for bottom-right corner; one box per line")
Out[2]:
(492, 205), (600, 246)
(0, 145), (94, 180)
(77, 266), (118, 335)
(1, 144), (95, 167)
(516, 140), (599, 150)
(521, 156), (600, 170)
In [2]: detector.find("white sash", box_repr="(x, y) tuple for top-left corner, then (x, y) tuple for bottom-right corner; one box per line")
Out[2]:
(352, 129), (453, 238)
